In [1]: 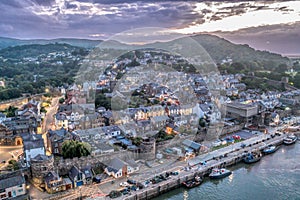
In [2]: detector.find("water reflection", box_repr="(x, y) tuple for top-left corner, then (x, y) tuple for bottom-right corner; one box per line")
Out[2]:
(183, 190), (188, 200)
(228, 173), (233, 183)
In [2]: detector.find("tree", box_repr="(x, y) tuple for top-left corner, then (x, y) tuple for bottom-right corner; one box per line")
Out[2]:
(62, 140), (91, 159)
(59, 97), (65, 104)
(199, 118), (206, 127)
(95, 93), (111, 110)
(7, 159), (19, 170)
(6, 106), (17, 117)
(40, 106), (47, 113)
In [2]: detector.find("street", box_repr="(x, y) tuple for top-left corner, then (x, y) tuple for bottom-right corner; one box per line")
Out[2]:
(42, 96), (61, 152)
(0, 145), (23, 170)
(0, 145), (23, 162)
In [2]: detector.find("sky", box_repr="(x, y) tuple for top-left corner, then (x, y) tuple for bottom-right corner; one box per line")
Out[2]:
(0, 0), (300, 54)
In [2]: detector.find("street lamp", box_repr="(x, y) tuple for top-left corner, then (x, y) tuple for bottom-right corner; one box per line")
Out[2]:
(79, 186), (82, 200)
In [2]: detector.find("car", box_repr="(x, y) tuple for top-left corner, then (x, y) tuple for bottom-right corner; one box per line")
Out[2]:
(131, 185), (139, 191)
(212, 139), (222, 147)
(127, 179), (137, 185)
(136, 182), (144, 189)
(93, 176), (101, 184)
(121, 189), (129, 195)
(170, 171), (179, 176)
(221, 140), (227, 145)
(225, 137), (235, 143)
(232, 135), (241, 140)
(240, 143), (246, 148)
(120, 182), (129, 187)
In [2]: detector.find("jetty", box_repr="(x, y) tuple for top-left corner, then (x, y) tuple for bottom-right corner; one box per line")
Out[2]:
(120, 132), (287, 200)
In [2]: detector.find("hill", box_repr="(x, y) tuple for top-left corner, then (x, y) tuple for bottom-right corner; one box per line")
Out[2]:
(0, 34), (292, 101)
(0, 37), (102, 49)
(190, 34), (290, 68)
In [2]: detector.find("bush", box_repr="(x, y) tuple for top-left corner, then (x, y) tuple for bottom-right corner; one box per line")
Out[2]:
(62, 140), (91, 159)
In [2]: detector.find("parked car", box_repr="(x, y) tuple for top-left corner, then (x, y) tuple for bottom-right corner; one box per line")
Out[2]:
(93, 176), (101, 183)
(170, 171), (179, 176)
(120, 182), (129, 187)
(127, 179), (137, 185)
(121, 189), (129, 195)
(225, 137), (235, 143)
(212, 139), (222, 147)
(108, 190), (122, 199)
(131, 185), (139, 191)
(232, 135), (241, 140)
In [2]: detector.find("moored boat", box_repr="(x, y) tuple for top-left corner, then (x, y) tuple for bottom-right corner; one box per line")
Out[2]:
(262, 145), (279, 154)
(283, 135), (298, 145)
(243, 152), (262, 164)
(182, 176), (203, 188)
(209, 168), (232, 179)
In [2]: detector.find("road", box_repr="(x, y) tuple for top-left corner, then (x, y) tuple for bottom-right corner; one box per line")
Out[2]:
(0, 145), (23, 162)
(0, 145), (23, 170)
(43, 96), (61, 133)
(42, 96), (61, 151)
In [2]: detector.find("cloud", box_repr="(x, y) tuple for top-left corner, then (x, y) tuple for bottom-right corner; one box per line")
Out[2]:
(0, 0), (300, 40)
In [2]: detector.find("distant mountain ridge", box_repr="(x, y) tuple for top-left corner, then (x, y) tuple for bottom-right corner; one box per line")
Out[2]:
(0, 37), (102, 49)
(0, 34), (289, 68)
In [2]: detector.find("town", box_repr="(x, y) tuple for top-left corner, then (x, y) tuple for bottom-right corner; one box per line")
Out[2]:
(0, 43), (300, 200)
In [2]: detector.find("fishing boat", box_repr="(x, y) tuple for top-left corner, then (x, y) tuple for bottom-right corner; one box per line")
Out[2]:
(283, 135), (298, 145)
(243, 152), (261, 164)
(209, 168), (232, 179)
(262, 145), (279, 154)
(182, 176), (202, 188)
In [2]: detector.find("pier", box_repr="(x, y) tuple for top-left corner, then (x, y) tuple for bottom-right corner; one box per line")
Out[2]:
(122, 132), (287, 200)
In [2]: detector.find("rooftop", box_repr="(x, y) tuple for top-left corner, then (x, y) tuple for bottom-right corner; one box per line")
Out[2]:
(0, 171), (25, 191)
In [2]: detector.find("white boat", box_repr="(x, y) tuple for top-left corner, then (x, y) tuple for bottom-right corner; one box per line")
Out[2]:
(283, 135), (297, 145)
(209, 168), (232, 179)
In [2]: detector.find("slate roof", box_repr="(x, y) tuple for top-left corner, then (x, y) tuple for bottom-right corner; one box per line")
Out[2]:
(44, 171), (60, 186)
(182, 139), (201, 151)
(106, 158), (138, 173)
(69, 166), (81, 181)
(102, 125), (121, 134)
(31, 154), (52, 162)
(126, 159), (138, 168)
(55, 113), (68, 121)
(22, 134), (44, 150)
(81, 165), (93, 179)
(0, 171), (25, 191)
(106, 158), (127, 173)
(48, 128), (68, 138)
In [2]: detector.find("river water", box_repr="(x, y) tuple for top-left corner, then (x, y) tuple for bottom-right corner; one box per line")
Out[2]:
(154, 143), (300, 200)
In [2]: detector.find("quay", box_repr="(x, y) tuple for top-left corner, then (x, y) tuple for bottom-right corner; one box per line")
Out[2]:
(121, 132), (288, 200)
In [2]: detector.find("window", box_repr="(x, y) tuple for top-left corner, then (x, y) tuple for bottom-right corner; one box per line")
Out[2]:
(18, 189), (23, 193)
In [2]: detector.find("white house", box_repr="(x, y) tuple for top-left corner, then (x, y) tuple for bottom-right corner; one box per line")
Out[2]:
(101, 125), (121, 139)
(105, 158), (139, 178)
(22, 134), (45, 167)
(0, 171), (27, 199)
